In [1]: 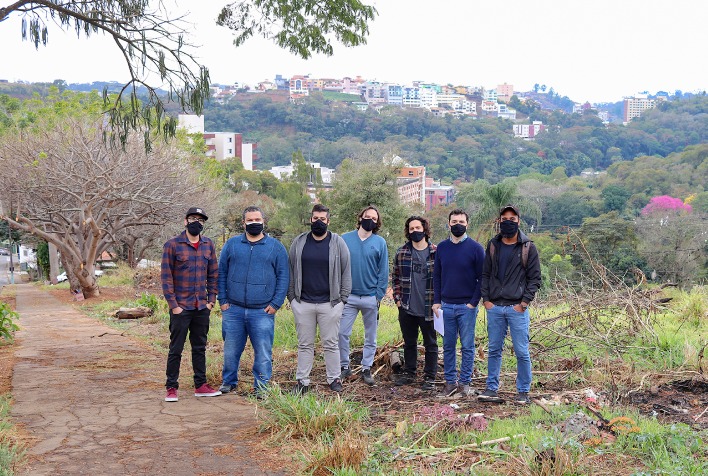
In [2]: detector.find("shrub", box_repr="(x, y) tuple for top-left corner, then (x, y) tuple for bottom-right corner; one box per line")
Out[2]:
(0, 303), (19, 342)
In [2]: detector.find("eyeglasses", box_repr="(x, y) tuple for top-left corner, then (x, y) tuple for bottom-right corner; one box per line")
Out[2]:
(187, 217), (205, 224)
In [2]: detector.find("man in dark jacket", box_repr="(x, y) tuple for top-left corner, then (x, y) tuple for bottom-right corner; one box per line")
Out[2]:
(478, 205), (542, 404)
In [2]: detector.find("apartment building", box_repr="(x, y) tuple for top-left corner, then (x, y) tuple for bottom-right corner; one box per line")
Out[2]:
(178, 114), (256, 170)
(397, 166), (426, 207)
(623, 95), (659, 123)
(513, 121), (545, 140)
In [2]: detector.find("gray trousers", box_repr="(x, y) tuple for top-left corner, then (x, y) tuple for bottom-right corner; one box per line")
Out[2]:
(292, 300), (344, 385)
(339, 295), (379, 370)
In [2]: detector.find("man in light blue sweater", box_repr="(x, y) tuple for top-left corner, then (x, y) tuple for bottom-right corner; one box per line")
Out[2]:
(339, 205), (389, 385)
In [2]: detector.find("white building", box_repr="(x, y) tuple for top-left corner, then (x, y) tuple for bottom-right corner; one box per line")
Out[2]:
(269, 162), (335, 185)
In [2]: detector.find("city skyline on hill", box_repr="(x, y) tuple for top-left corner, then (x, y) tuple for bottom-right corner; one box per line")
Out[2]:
(1, 0), (706, 103)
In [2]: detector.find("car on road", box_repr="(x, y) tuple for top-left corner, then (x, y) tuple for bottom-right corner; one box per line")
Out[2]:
(56, 269), (104, 282)
(0, 248), (9, 256)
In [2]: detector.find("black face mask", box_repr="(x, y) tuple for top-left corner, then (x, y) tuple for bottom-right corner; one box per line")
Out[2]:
(311, 220), (328, 237)
(360, 218), (376, 232)
(186, 221), (203, 236)
(245, 222), (264, 236)
(500, 220), (519, 238)
(450, 224), (466, 237)
(409, 231), (426, 243)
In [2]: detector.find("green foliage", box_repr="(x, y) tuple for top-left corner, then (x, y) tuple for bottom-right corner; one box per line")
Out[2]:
(35, 241), (49, 281)
(0, 394), (26, 475)
(257, 386), (370, 440)
(602, 184), (632, 213)
(217, 0), (377, 59)
(0, 303), (19, 342)
(323, 153), (411, 260)
(135, 292), (160, 313)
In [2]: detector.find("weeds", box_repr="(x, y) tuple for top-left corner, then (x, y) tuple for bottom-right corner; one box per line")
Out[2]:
(257, 386), (369, 440)
(0, 395), (25, 475)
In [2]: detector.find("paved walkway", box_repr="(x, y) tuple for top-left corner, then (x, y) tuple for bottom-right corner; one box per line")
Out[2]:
(11, 284), (285, 475)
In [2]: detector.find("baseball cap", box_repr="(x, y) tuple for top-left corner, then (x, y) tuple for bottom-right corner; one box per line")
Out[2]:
(185, 207), (208, 221)
(499, 205), (519, 217)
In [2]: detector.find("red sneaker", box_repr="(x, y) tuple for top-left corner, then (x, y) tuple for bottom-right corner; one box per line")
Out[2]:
(194, 383), (222, 397)
(165, 387), (178, 402)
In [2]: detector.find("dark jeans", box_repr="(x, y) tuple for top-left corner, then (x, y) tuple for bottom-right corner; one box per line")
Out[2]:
(165, 308), (210, 389)
(398, 307), (438, 379)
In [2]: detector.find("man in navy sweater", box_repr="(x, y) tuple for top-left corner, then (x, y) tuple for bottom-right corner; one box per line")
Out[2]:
(432, 208), (485, 397)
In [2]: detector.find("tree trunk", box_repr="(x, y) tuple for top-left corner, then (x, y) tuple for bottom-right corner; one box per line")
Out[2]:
(60, 253), (82, 292)
(60, 254), (100, 298)
(48, 242), (60, 285)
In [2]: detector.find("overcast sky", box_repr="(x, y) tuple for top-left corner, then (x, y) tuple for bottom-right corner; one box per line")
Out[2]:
(1, 0), (706, 103)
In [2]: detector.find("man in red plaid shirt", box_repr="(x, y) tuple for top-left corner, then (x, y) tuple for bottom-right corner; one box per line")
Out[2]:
(161, 207), (221, 402)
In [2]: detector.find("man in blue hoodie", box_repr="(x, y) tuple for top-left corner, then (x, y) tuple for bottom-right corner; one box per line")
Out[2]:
(217, 206), (289, 396)
(432, 208), (485, 397)
(339, 205), (388, 386)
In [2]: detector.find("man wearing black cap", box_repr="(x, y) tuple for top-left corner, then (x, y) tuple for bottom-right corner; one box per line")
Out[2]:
(478, 205), (541, 404)
(161, 207), (221, 402)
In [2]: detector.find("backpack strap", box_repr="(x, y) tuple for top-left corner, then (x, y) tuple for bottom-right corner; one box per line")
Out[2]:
(521, 241), (530, 269)
(490, 240), (530, 268)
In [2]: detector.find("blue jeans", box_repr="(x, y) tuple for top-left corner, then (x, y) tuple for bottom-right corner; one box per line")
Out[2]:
(339, 295), (378, 369)
(221, 304), (275, 389)
(442, 303), (478, 385)
(485, 305), (532, 393)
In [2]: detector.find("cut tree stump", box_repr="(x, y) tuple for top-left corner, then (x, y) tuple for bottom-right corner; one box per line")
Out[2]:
(114, 307), (153, 319)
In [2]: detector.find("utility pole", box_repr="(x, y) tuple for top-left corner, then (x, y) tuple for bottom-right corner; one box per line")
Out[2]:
(8, 221), (14, 284)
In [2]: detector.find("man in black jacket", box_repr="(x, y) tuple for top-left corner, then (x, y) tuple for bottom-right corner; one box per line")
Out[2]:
(478, 205), (541, 404)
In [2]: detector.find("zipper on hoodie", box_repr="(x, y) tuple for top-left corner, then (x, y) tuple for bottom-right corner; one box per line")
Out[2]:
(244, 243), (254, 304)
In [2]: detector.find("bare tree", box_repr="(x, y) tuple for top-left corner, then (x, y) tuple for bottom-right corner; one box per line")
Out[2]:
(0, 116), (208, 297)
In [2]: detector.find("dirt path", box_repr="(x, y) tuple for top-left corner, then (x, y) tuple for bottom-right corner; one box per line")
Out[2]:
(11, 284), (286, 476)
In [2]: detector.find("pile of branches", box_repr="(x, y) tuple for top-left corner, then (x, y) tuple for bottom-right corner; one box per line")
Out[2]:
(530, 233), (669, 358)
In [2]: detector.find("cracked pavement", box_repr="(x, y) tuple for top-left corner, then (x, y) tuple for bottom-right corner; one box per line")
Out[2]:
(12, 284), (286, 475)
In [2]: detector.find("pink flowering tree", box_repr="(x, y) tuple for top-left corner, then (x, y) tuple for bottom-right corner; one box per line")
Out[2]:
(641, 196), (692, 216)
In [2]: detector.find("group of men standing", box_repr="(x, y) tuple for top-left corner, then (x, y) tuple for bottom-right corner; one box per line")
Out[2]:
(161, 202), (541, 404)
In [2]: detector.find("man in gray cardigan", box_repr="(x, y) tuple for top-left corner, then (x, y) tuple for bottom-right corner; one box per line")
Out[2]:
(288, 204), (351, 393)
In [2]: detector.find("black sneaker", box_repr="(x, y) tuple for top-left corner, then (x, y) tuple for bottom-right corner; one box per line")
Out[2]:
(421, 378), (436, 391)
(394, 374), (415, 386)
(361, 368), (375, 386)
(219, 383), (237, 394)
(478, 388), (504, 403)
(514, 392), (531, 404)
(329, 378), (343, 393)
(441, 382), (458, 396)
(340, 367), (353, 380)
(292, 380), (309, 395)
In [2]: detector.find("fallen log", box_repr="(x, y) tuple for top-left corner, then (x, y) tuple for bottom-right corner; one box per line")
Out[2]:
(114, 306), (153, 319)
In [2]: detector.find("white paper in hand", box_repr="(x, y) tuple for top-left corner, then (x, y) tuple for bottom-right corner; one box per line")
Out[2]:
(433, 308), (444, 336)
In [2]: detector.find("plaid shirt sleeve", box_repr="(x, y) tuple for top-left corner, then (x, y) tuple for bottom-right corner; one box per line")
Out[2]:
(161, 239), (178, 310)
(206, 240), (218, 303)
